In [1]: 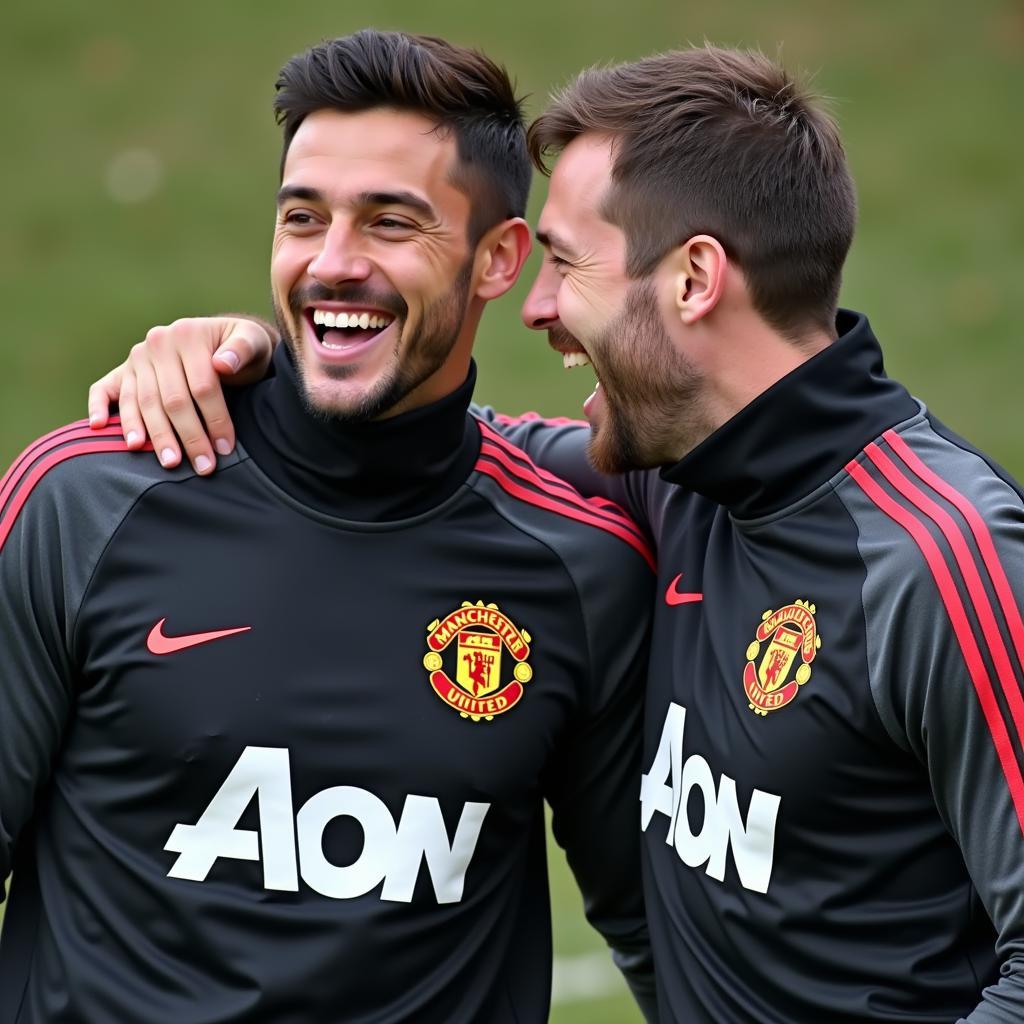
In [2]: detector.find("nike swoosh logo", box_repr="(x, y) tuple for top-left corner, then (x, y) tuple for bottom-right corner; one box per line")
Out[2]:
(665, 573), (703, 606)
(147, 618), (251, 655)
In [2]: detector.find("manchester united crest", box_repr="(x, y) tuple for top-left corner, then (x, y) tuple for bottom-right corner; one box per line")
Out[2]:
(743, 600), (821, 716)
(423, 601), (533, 722)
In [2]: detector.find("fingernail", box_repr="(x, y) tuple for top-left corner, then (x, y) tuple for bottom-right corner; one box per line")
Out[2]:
(160, 448), (177, 466)
(195, 455), (212, 473)
(89, 415), (101, 428)
(216, 350), (240, 372)
(126, 430), (140, 446)
(214, 438), (232, 455)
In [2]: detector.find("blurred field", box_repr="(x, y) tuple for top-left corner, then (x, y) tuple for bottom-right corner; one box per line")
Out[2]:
(1, 1), (1022, 1020)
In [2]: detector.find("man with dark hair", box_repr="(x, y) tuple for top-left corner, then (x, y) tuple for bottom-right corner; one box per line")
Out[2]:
(102, 42), (1024, 1022)
(0, 31), (658, 1023)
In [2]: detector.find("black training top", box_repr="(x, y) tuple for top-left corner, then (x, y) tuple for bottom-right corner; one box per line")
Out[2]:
(483, 310), (1024, 1022)
(0, 347), (656, 1023)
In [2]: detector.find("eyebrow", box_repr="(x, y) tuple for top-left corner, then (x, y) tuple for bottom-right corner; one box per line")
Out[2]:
(356, 191), (437, 220)
(535, 228), (580, 261)
(276, 185), (324, 207)
(275, 185), (436, 221)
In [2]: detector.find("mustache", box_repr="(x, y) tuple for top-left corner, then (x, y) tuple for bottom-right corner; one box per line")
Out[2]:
(289, 282), (408, 320)
(547, 324), (583, 350)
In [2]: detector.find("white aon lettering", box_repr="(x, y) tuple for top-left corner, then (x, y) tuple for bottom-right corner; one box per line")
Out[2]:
(164, 746), (490, 904)
(640, 703), (781, 894)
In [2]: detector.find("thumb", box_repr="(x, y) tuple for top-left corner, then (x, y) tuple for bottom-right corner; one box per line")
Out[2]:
(212, 347), (243, 375)
(212, 319), (275, 385)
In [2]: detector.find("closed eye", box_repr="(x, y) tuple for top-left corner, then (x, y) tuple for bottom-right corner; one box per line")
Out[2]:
(371, 216), (419, 235)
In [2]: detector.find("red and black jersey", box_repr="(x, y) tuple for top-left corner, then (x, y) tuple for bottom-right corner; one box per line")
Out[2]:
(484, 311), (1024, 1022)
(0, 351), (656, 1023)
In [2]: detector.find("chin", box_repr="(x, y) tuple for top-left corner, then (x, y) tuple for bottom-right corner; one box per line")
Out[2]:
(587, 425), (633, 475)
(588, 415), (673, 475)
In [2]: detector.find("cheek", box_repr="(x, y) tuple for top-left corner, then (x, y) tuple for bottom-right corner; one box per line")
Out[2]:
(270, 240), (306, 296)
(580, 262), (630, 314)
(558, 277), (610, 337)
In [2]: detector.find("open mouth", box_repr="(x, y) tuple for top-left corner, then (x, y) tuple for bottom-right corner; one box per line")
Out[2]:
(308, 307), (396, 350)
(547, 330), (593, 372)
(561, 350), (591, 369)
(547, 329), (603, 417)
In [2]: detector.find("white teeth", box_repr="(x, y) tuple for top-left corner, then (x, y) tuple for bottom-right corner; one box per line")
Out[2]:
(562, 351), (592, 369)
(313, 309), (394, 333)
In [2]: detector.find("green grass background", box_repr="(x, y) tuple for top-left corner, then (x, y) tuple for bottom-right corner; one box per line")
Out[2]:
(1, 1), (1022, 1020)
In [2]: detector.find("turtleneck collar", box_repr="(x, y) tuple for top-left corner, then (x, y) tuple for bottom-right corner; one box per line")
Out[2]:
(231, 344), (481, 522)
(660, 310), (919, 519)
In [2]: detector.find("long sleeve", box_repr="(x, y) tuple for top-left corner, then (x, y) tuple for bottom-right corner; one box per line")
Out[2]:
(0, 424), (171, 903)
(539, 511), (658, 1021)
(842, 423), (1024, 1022)
(0, 456), (76, 891)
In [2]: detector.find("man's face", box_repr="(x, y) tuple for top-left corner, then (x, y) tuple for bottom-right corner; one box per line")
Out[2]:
(272, 108), (475, 421)
(522, 133), (708, 472)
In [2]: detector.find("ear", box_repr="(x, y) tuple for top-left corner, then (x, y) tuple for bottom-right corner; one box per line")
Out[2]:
(473, 218), (532, 301)
(668, 235), (728, 325)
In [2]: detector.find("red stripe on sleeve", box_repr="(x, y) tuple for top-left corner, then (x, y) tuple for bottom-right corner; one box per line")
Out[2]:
(475, 457), (656, 572)
(846, 456), (1024, 835)
(0, 424), (128, 516)
(491, 411), (589, 428)
(479, 439), (648, 547)
(0, 438), (149, 554)
(477, 421), (623, 514)
(865, 442), (1024, 756)
(884, 429), (1024, 692)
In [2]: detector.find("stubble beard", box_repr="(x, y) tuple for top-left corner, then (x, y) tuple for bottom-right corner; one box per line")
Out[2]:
(275, 261), (473, 424)
(587, 278), (713, 474)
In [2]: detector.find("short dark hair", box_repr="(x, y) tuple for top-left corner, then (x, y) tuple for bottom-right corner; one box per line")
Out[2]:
(275, 30), (531, 244)
(528, 46), (857, 340)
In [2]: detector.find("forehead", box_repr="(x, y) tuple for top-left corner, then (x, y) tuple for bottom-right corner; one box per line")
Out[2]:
(283, 107), (466, 211)
(539, 133), (619, 244)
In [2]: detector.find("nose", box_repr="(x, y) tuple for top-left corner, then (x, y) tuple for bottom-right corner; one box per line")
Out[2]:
(307, 222), (373, 287)
(521, 262), (560, 331)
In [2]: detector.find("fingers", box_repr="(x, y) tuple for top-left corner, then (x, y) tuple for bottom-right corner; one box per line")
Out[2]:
(87, 367), (123, 430)
(181, 343), (235, 458)
(115, 358), (151, 450)
(143, 326), (218, 474)
(90, 315), (263, 475)
(130, 341), (186, 469)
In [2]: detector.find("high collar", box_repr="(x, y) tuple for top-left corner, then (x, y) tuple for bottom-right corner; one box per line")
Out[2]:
(231, 344), (480, 521)
(660, 310), (919, 519)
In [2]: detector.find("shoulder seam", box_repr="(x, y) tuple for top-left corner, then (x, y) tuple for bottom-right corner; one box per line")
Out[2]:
(0, 419), (155, 556)
(829, 478), (911, 753)
(70, 459), (251, 655)
(474, 420), (656, 571)
(464, 479), (596, 713)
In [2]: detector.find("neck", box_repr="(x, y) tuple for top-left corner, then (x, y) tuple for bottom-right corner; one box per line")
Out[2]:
(378, 300), (483, 419)
(230, 345), (481, 522)
(661, 309), (918, 517)
(680, 310), (834, 458)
